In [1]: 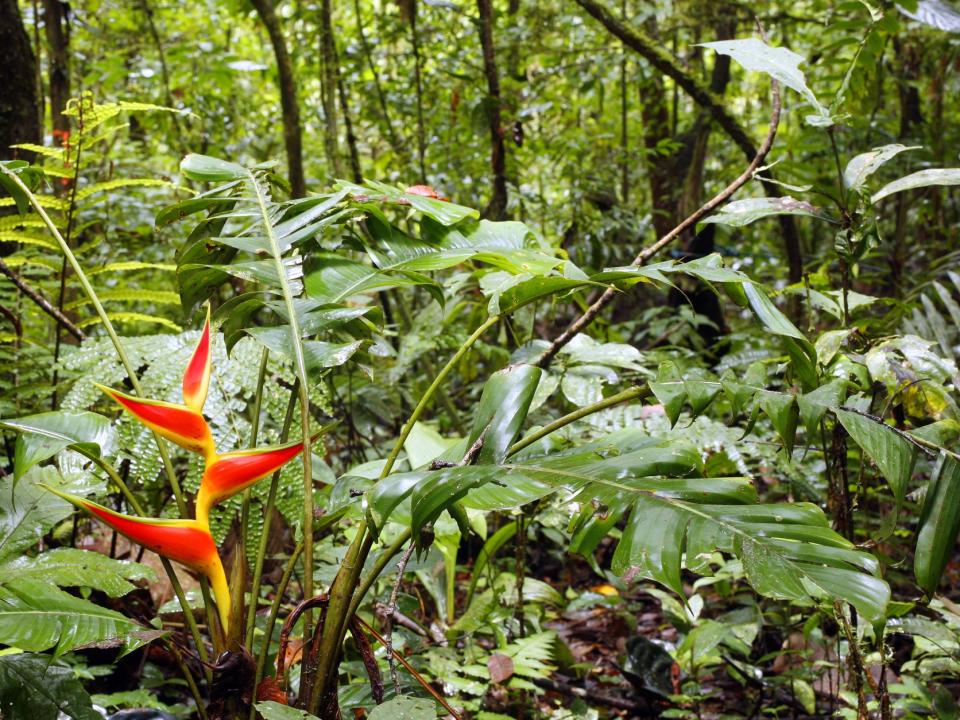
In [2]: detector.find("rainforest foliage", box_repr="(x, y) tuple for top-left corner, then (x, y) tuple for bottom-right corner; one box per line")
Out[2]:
(1, 0), (960, 718)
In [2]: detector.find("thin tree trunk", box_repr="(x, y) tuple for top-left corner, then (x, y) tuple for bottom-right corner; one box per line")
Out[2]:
(42, 0), (69, 141)
(409, 0), (427, 182)
(0, 0), (42, 161)
(353, 0), (403, 158)
(476, 0), (508, 219)
(318, 0), (342, 178)
(338, 76), (363, 184)
(619, 0), (629, 204)
(250, 0), (306, 196)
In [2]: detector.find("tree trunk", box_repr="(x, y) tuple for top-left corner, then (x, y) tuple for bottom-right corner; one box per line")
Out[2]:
(250, 0), (305, 197)
(477, 0), (508, 220)
(318, 0), (342, 178)
(42, 0), (70, 141)
(0, 0), (42, 161)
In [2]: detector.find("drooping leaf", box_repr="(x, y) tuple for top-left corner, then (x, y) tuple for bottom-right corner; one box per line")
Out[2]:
(701, 197), (833, 227)
(0, 411), (115, 481)
(467, 364), (542, 465)
(872, 168), (960, 203)
(700, 38), (827, 121)
(758, 391), (800, 453)
(843, 144), (921, 190)
(835, 409), (917, 503)
(915, 452), (960, 594)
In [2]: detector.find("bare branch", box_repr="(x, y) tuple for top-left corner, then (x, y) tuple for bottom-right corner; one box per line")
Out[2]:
(0, 258), (85, 341)
(536, 77), (782, 369)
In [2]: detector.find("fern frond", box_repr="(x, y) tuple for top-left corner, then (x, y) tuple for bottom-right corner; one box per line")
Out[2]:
(77, 312), (183, 332)
(64, 289), (181, 310)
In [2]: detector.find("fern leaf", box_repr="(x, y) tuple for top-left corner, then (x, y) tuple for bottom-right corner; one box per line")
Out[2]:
(88, 261), (177, 275)
(77, 312), (182, 332)
(65, 289), (181, 310)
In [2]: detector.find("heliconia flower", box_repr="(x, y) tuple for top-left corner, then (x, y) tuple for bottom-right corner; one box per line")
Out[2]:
(195, 440), (307, 525)
(45, 486), (231, 633)
(96, 384), (215, 460)
(182, 305), (212, 412)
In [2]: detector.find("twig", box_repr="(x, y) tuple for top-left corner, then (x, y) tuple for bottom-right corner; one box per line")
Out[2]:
(384, 542), (416, 694)
(353, 616), (463, 720)
(535, 75), (783, 369)
(0, 258), (85, 340)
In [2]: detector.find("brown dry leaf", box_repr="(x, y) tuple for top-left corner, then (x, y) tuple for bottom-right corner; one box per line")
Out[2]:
(488, 653), (515, 684)
(256, 676), (287, 704)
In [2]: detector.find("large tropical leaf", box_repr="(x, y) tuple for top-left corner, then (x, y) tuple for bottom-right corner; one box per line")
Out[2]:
(368, 435), (889, 622)
(915, 452), (960, 594)
(0, 578), (144, 655)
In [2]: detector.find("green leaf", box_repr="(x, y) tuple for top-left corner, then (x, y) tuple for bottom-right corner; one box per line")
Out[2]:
(758, 391), (799, 453)
(0, 653), (100, 720)
(403, 422), (460, 470)
(915, 452), (960, 595)
(246, 326), (362, 374)
(701, 197), (833, 227)
(797, 380), (847, 438)
(700, 38), (827, 121)
(872, 168), (960, 203)
(305, 255), (432, 303)
(367, 696), (437, 720)
(467, 364), (542, 465)
(0, 411), (114, 481)
(835, 409), (918, 504)
(180, 154), (247, 182)
(255, 701), (321, 720)
(0, 468), (73, 563)
(0, 578), (143, 655)
(0, 548), (155, 598)
(843, 144), (921, 190)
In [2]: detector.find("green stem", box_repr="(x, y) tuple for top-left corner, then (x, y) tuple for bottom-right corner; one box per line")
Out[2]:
(164, 637), (210, 720)
(308, 314), (500, 711)
(252, 541), (304, 711)
(343, 383), (651, 625)
(508, 385), (650, 457)
(0, 167), (212, 675)
(250, 171), (315, 635)
(380, 314), (500, 480)
(245, 381), (298, 650)
(241, 347), (270, 645)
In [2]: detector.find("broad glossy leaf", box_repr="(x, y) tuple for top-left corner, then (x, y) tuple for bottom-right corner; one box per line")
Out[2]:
(0, 653), (100, 720)
(467, 364), (542, 464)
(0, 548), (154, 598)
(915, 452), (960, 594)
(899, 0), (960, 31)
(0, 411), (115, 481)
(835, 409), (917, 503)
(701, 197), (833, 227)
(700, 38), (827, 120)
(872, 168), (960, 203)
(843, 144), (920, 190)
(0, 578), (142, 655)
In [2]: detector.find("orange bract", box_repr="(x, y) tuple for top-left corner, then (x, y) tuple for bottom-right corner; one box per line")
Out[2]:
(182, 305), (212, 411)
